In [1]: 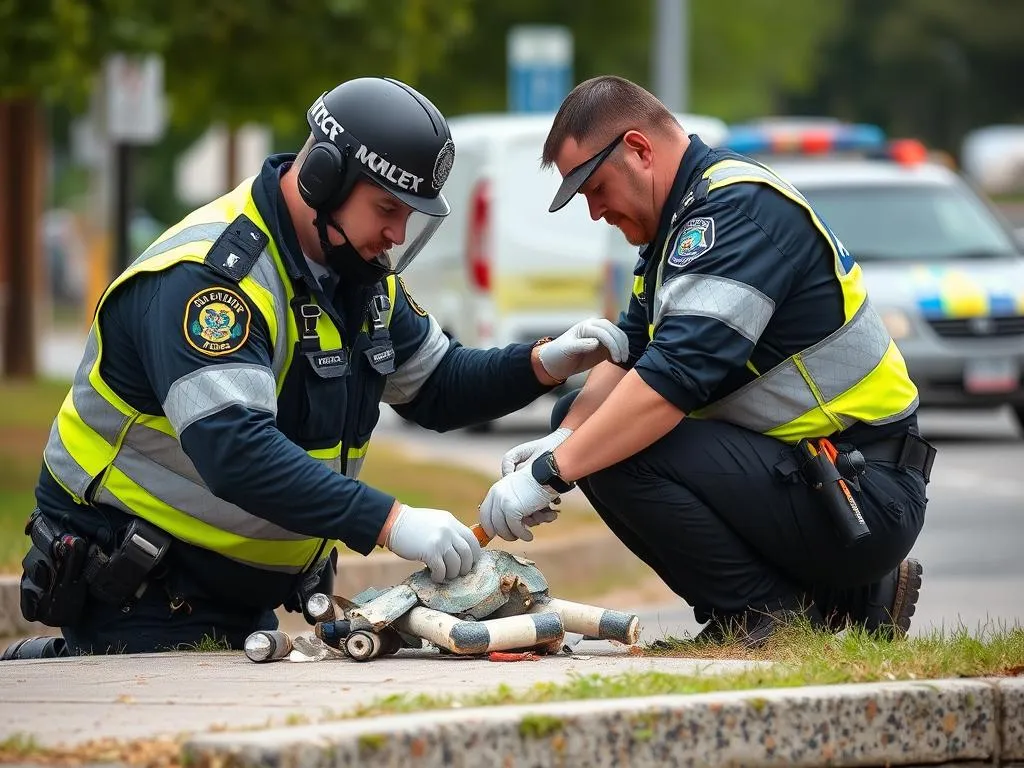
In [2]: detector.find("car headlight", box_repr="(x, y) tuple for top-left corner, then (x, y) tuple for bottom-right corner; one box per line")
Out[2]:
(880, 308), (914, 340)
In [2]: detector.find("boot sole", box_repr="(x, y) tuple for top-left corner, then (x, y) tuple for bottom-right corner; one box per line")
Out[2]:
(890, 558), (923, 637)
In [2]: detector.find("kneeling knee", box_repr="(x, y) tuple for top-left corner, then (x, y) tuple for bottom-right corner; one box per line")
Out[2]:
(550, 389), (581, 432)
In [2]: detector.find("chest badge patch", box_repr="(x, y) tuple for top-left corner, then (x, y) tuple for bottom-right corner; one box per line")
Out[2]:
(668, 216), (715, 268)
(184, 287), (251, 356)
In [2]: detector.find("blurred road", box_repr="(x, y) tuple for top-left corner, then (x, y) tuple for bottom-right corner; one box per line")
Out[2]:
(379, 402), (1024, 640)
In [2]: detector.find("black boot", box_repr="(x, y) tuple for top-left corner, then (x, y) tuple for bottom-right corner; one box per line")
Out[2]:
(862, 558), (923, 639)
(1, 636), (68, 660)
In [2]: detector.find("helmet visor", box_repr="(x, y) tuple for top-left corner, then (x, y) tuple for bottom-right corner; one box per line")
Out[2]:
(378, 207), (445, 274)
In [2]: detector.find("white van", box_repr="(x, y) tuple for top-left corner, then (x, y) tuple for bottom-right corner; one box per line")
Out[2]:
(401, 111), (729, 353)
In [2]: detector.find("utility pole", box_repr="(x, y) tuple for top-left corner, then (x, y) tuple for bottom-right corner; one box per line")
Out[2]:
(652, 0), (689, 113)
(0, 99), (44, 379)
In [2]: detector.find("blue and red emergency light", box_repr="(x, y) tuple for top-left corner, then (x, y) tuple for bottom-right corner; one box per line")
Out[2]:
(722, 123), (929, 165)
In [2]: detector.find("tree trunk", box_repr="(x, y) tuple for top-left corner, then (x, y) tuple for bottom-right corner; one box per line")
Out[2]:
(0, 98), (45, 379)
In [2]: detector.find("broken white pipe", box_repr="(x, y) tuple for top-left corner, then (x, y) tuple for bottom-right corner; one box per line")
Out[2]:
(395, 606), (564, 655)
(530, 598), (641, 645)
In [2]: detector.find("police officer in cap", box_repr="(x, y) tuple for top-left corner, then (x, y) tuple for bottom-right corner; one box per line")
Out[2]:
(479, 76), (937, 646)
(8, 77), (628, 658)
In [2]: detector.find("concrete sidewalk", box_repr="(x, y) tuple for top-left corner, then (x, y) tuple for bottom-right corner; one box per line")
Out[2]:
(0, 646), (1021, 767)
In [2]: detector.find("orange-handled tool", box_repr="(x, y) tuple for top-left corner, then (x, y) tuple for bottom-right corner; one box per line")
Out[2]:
(471, 523), (492, 547)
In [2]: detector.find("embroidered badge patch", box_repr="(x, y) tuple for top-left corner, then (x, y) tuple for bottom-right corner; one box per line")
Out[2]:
(668, 216), (715, 268)
(184, 287), (251, 356)
(399, 276), (428, 317)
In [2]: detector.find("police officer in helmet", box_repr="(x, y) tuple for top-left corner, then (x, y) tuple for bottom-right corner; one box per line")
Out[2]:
(8, 77), (628, 658)
(480, 76), (936, 647)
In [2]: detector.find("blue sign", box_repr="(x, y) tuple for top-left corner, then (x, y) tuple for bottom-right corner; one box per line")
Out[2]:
(507, 26), (573, 113)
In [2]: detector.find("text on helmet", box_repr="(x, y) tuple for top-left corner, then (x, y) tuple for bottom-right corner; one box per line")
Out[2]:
(355, 144), (423, 193)
(310, 96), (344, 143)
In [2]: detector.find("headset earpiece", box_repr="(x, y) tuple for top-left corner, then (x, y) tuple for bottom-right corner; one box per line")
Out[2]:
(297, 142), (346, 210)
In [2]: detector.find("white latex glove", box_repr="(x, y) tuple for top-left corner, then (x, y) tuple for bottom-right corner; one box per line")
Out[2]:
(501, 427), (574, 476)
(384, 505), (482, 583)
(479, 468), (560, 542)
(537, 319), (629, 382)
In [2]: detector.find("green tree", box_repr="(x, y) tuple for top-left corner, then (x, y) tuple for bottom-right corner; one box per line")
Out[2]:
(784, 0), (1024, 154)
(417, 0), (843, 122)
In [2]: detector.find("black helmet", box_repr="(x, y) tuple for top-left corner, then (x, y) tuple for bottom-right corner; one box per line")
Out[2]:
(297, 77), (455, 217)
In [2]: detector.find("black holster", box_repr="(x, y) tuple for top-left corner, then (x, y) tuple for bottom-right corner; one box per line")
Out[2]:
(20, 511), (90, 626)
(19, 510), (172, 627)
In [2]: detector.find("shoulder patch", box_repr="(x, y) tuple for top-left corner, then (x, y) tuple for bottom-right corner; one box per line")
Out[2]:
(398, 276), (428, 317)
(667, 216), (715, 268)
(184, 287), (252, 356)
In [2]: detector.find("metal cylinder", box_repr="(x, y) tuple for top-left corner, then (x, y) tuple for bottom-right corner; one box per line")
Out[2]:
(530, 598), (641, 645)
(305, 593), (339, 623)
(314, 619), (352, 649)
(396, 606), (564, 655)
(345, 629), (383, 662)
(244, 630), (292, 663)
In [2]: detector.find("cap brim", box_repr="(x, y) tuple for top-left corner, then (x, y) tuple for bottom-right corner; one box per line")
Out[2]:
(548, 151), (606, 213)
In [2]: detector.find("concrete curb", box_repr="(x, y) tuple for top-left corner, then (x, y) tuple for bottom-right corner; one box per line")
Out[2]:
(183, 677), (1024, 768)
(0, 528), (641, 637)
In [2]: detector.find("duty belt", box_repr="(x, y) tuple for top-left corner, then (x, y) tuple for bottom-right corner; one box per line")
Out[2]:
(854, 430), (936, 484)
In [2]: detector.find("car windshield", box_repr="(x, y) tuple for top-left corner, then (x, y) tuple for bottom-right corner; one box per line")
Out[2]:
(801, 182), (1020, 260)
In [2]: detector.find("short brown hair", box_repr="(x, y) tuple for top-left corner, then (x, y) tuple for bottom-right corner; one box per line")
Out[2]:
(541, 76), (679, 167)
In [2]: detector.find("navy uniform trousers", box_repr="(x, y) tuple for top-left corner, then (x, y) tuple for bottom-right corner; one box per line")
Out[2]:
(551, 391), (928, 627)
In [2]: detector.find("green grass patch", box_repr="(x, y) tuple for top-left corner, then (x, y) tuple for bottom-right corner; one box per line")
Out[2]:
(339, 622), (1023, 720)
(0, 732), (41, 758)
(177, 634), (234, 652)
(0, 378), (71, 573)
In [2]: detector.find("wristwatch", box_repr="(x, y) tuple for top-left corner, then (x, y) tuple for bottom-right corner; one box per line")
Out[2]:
(531, 450), (575, 494)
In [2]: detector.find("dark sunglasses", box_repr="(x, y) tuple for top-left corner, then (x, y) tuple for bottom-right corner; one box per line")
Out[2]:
(548, 131), (627, 213)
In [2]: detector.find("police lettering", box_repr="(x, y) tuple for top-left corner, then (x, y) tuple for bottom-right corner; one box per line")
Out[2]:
(355, 145), (423, 192)
(317, 354), (344, 366)
(310, 96), (344, 142)
(372, 349), (394, 364)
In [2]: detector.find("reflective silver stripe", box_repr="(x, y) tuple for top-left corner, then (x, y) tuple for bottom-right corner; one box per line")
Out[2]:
(133, 223), (227, 267)
(163, 363), (277, 434)
(42, 420), (93, 499)
(91, 488), (305, 574)
(113, 428), (308, 541)
(71, 329), (132, 444)
(249, 250), (290, 378)
(798, 304), (890, 401)
(345, 455), (365, 479)
(654, 274), (775, 343)
(382, 315), (450, 405)
(699, 302), (890, 432)
(320, 456), (343, 474)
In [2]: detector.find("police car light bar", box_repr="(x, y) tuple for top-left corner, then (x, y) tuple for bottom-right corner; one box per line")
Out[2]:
(723, 123), (887, 155)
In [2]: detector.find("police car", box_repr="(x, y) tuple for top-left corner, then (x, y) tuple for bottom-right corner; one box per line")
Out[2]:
(722, 124), (1024, 431)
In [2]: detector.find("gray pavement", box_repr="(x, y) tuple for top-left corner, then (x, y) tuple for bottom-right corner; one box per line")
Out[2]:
(0, 646), (761, 748)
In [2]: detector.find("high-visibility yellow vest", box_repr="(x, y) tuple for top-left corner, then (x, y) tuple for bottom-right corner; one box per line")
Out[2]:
(42, 178), (396, 573)
(635, 158), (918, 443)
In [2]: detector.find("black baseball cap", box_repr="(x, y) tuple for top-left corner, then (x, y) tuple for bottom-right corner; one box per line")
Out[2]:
(548, 132), (626, 213)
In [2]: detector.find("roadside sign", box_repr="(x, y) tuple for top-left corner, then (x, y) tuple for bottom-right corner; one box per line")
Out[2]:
(507, 26), (573, 113)
(105, 53), (166, 144)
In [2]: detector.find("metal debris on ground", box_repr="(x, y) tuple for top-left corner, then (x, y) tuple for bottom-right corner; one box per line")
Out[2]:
(244, 550), (642, 663)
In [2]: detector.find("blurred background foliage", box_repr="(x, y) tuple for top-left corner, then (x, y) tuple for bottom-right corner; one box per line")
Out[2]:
(2, 0), (1023, 222)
